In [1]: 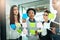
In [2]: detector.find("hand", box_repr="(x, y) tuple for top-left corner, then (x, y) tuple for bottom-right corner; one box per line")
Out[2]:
(51, 27), (56, 34)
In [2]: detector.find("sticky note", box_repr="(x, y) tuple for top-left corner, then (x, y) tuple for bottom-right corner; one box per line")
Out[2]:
(23, 29), (28, 34)
(30, 22), (35, 28)
(10, 24), (16, 30)
(37, 30), (42, 32)
(30, 30), (35, 35)
(15, 23), (21, 27)
(17, 29), (22, 33)
(48, 13), (55, 19)
(22, 13), (28, 19)
(37, 22), (43, 28)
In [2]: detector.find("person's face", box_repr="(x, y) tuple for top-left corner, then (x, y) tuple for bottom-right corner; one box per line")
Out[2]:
(52, 0), (57, 10)
(13, 7), (18, 15)
(52, 0), (60, 11)
(56, 0), (60, 11)
(43, 12), (49, 20)
(28, 10), (35, 19)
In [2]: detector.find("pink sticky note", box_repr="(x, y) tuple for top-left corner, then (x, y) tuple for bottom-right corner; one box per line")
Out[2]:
(23, 28), (28, 35)
(37, 22), (43, 28)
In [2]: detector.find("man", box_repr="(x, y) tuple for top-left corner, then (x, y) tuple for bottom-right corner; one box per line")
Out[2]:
(52, 0), (60, 34)
(52, 0), (60, 40)
(52, 0), (60, 24)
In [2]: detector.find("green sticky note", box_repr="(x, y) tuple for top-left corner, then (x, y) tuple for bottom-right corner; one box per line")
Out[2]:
(17, 29), (22, 33)
(48, 13), (55, 19)
(30, 30), (35, 35)
(30, 22), (35, 28)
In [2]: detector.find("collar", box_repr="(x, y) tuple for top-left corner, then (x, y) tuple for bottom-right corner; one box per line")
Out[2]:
(42, 20), (50, 24)
(29, 18), (36, 22)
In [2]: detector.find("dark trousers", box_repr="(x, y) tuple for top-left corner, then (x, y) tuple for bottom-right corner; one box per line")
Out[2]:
(51, 34), (60, 40)
(39, 29), (52, 40)
(41, 36), (47, 40)
(40, 35), (52, 40)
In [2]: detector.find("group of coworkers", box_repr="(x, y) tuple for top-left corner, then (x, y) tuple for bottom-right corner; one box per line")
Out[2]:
(10, 5), (56, 40)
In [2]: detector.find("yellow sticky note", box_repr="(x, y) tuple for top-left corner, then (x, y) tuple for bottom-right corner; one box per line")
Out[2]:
(37, 30), (42, 32)
(30, 30), (35, 35)
(15, 23), (21, 27)
(48, 13), (55, 19)
(30, 22), (35, 28)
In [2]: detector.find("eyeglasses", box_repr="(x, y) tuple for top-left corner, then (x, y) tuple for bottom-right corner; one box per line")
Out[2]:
(43, 14), (48, 16)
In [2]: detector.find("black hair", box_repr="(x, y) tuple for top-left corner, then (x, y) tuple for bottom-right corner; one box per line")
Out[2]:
(44, 10), (51, 14)
(26, 8), (36, 16)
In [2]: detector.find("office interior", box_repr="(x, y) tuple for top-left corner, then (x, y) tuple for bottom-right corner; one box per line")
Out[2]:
(6, 0), (60, 40)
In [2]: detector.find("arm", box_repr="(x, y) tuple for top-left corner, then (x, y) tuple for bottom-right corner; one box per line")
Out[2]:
(50, 27), (56, 34)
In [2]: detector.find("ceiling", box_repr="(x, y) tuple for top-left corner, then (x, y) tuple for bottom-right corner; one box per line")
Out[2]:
(19, 0), (50, 9)
(6, 0), (50, 6)
(6, 0), (37, 4)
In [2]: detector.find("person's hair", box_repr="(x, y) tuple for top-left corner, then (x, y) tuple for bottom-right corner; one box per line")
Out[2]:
(26, 8), (36, 16)
(44, 10), (51, 14)
(10, 5), (20, 24)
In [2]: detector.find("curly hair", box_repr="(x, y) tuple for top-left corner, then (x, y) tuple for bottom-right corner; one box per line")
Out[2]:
(26, 8), (36, 16)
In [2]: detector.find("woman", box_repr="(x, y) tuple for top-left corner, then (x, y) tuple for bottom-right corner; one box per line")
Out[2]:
(10, 5), (22, 40)
(26, 8), (39, 40)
